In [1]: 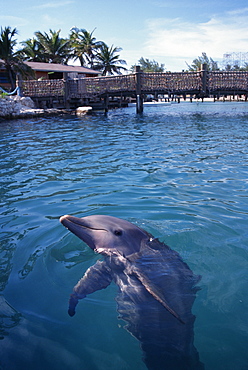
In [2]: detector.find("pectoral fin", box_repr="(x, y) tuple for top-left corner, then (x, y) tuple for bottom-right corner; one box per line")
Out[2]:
(68, 260), (112, 316)
(131, 267), (185, 324)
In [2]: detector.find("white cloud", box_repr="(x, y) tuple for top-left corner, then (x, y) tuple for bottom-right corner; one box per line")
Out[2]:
(33, 1), (74, 9)
(227, 7), (248, 16)
(143, 9), (248, 70)
(37, 14), (65, 30)
(0, 15), (28, 28)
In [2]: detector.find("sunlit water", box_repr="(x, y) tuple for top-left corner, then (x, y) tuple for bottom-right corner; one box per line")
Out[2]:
(0, 101), (248, 370)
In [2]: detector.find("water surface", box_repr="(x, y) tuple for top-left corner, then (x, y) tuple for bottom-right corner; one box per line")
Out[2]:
(0, 101), (248, 369)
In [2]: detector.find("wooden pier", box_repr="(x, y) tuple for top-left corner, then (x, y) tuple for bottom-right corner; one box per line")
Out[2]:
(20, 65), (248, 113)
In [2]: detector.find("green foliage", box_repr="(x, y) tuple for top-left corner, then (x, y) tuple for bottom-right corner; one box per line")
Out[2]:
(17, 38), (44, 62)
(69, 27), (103, 67)
(0, 26), (17, 59)
(242, 63), (248, 71)
(6, 25), (128, 75)
(33, 29), (72, 64)
(0, 26), (34, 89)
(186, 52), (219, 71)
(131, 57), (165, 72)
(224, 62), (248, 71)
(93, 43), (127, 75)
(0, 91), (8, 98)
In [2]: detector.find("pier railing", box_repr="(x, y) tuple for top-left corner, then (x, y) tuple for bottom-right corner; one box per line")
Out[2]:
(22, 79), (64, 97)
(67, 74), (136, 98)
(21, 67), (248, 102)
(140, 72), (201, 93)
(208, 71), (248, 94)
(65, 71), (202, 97)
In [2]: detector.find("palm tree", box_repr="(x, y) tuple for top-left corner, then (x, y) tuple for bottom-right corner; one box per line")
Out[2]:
(70, 27), (103, 67)
(0, 26), (33, 90)
(0, 26), (18, 89)
(94, 43), (127, 76)
(18, 38), (44, 62)
(186, 52), (219, 71)
(34, 29), (72, 64)
(131, 57), (165, 72)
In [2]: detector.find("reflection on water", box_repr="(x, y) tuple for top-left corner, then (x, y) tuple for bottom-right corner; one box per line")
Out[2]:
(0, 102), (248, 369)
(0, 296), (22, 340)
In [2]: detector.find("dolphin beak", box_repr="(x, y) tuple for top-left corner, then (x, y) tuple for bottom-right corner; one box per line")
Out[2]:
(59, 214), (106, 250)
(60, 214), (79, 231)
(60, 214), (73, 226)
(60, 214), (92, 247)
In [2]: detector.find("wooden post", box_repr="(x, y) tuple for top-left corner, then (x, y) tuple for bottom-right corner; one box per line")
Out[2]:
(16, 74), (23, 96)
(136, 94), (143, 113)
(200, 63), (207, 97)
(64, 73), (70, 109)
(104, 94), (109, 113)
(135, 66), (143, 113)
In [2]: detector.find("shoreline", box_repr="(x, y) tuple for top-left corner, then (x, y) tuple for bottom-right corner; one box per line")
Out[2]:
(0, 95), (76, 120)
(1, 96), (248, 121)
(0, 108), (75, 121)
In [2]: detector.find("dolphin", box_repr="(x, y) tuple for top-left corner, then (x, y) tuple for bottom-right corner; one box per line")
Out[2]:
(60, 214), (204, 370)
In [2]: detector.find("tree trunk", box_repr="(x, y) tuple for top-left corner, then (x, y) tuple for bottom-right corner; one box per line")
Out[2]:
(6, 63), (15, 91)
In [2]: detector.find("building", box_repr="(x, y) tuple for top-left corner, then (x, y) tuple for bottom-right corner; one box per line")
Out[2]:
(25, 61), (100, 79)
(0, 60), (100, 91)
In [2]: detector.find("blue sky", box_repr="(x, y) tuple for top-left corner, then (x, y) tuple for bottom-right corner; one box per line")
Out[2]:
(1, 0), (248, 71)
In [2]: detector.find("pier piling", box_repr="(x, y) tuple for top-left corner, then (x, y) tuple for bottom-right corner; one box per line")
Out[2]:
(135, 66), (143, 113)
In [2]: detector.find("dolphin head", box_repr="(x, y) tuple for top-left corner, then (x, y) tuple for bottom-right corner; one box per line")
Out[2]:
(60, 214), (149, 257)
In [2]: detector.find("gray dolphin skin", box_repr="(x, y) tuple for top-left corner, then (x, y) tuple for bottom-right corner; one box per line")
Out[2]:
(60, 214), (204, 370)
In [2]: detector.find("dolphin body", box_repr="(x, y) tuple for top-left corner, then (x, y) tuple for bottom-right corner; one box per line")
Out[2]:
(60, 214), (204, 370)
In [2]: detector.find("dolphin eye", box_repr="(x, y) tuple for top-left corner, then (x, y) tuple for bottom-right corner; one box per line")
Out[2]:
(114, 229), (122, 236)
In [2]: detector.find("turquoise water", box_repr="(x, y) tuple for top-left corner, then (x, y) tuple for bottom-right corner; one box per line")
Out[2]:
(0, 101), (248, 370)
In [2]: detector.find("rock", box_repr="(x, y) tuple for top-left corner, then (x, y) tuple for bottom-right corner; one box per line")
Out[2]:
(0, 95), (36, 118)
(20, 97), (35, 108)
(76, 106), (92, 116)
(12, 95), (35, 108)
(0, 95), (78, 119)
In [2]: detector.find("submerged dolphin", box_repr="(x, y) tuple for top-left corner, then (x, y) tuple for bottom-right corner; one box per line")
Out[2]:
(60, 214), (204, 370)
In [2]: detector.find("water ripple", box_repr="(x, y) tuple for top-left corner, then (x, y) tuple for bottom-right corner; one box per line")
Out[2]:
(1, 103), (248, 369)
